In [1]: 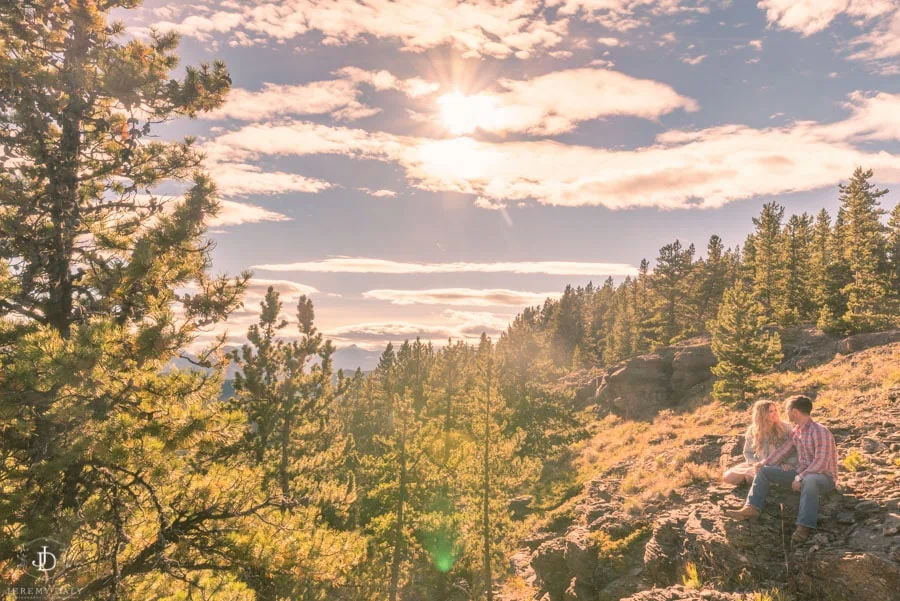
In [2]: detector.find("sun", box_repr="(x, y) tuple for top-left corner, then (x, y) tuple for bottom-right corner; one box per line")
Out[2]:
(437, 92), (504, 135)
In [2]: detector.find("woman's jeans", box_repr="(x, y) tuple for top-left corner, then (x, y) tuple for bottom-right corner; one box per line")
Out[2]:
(746, 466), (835, 528)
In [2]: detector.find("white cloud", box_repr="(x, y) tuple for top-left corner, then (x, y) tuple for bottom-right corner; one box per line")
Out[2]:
(147, 0), (570, 59)
(434, 68), (698, 136)
(362, 288), (561, 306)
(358, 188), (399, 198)
(326, 309), (511, 347)
(589, 58), (616, 68)
(758, 0), (899, 71)
(203, 121), (410, 165)
(207, 162), (333, 197)
(657, 31), (677, 46)
(749, 38), (763, 49)
(757, 0), (891, 35)
(596, 37), (622, 46)
(474, 196), (508, 211)
(204, 92), (900, 211)
(208, 200), (292, 227)
(682, 54), (707, 64)
(203, 68), (439, 123)
(553, 1), (711, 30)
(253, 257), (638, 276)
(204, 79), (372, 122)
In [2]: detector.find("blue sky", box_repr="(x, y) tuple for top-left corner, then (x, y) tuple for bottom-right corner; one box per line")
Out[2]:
(119, 0), (900, 350)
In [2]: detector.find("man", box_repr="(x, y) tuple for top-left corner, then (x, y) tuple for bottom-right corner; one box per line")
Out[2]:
(724, 394), (838, 545)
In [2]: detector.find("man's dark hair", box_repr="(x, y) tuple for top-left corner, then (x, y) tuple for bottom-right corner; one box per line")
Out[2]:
(785, 394), (813, 415)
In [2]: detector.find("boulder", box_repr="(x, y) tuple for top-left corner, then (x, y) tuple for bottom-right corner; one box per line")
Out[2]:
(793, 550), (900, 600)
(620, 587), (747, 601)
(509, 495), (534, 520)
(564, 526), (598, 585)
(836, 329), (900, 354)
(595, 339), (716, 416)
(531, 538), (569, 600)
(670, 345), (717, 397)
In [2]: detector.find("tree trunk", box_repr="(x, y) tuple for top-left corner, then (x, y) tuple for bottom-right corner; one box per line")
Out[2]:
(482, 354), (492, 601)
(389, 395), (407, 601)
(47, 4), (91, 337)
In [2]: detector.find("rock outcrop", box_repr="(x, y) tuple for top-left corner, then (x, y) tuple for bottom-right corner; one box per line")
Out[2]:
(594, 339), (716, 417)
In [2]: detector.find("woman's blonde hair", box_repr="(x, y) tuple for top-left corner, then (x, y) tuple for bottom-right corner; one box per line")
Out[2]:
(746, 399), (784, 457)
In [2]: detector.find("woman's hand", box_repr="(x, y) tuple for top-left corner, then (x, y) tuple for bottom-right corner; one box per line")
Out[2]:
(780, 463), (793, 470)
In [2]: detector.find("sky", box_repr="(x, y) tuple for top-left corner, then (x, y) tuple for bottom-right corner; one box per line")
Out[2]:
(118, 0), (900, 351)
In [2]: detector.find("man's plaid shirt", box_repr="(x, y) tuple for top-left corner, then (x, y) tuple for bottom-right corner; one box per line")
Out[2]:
(764, 419), (838, 483)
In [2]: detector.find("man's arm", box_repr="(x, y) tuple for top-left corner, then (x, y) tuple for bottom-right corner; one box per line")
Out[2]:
(763, 438), (795, 466)
(799, 427), (835, 478)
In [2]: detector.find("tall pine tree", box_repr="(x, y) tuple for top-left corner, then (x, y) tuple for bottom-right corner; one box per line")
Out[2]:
(710, 283), (783, 404)
(839, 168), (891, 332)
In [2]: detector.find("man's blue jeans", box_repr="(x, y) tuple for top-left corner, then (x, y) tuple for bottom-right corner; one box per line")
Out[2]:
(746, 466), (835, 528)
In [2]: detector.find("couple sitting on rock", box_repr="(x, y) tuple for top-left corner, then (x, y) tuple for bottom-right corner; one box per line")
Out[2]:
(721, 394), (838, 546)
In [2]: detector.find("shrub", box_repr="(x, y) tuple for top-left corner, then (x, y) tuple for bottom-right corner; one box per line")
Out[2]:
(841, 449), (867, 472)
(681, 561), (701, 590)
(592, 527), (650, 572)
(750, 588), (794, 601)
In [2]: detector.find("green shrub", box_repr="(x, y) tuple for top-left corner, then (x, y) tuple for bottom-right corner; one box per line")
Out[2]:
(592, 526), (650, 571)
(681, 561), (701, 590)
(841, 449), (867, 472)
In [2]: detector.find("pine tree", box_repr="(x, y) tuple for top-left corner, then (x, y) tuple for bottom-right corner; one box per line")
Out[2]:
(0, 2), (371, 597)
(467, 335), (539, 601)
(633, 259), (653, 353)
(497, 312), (582, 458)
(749, 202), (790, 325)
(839, 168), (891, 333)
(888, 203), (900, 313)
(784, 213), (815, 323)
(691, 235), (732, 334)
(648, 240), (695, 347)
(551, 284), (585, 365)
(587, 277), (617, 363)
(809, 209), (832, 312)
(711, 283), (783, 404)
(818, 208), (853, 333)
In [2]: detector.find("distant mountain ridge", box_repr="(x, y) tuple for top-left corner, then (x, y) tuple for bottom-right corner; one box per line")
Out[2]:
(171, 344), (382, 378)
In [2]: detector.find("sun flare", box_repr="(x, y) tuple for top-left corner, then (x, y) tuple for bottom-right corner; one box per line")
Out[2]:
(437, 92), (504, 135)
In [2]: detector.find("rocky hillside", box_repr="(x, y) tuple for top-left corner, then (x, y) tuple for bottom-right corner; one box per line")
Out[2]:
(501, 329), (900, 601)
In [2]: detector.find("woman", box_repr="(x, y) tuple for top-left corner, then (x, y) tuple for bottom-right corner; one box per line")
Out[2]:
(723, 399), (796, 485)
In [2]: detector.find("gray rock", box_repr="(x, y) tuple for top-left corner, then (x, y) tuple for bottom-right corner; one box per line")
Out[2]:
(509, 495), (534, 520)
(861, 437), (884, 454)
(595, 339), (716, 417)
(531, 537), (568, 599)
(836, 329), (900, 354)
(856, 500), (880, 513)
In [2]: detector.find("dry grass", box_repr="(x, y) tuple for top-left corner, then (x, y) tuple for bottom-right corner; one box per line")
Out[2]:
(749, 588), (795, 601)
(498, 575), (538, 601)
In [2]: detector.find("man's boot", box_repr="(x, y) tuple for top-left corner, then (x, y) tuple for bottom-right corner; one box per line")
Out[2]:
(791, 525), (811, 545)
(724, 505), (760, 521)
